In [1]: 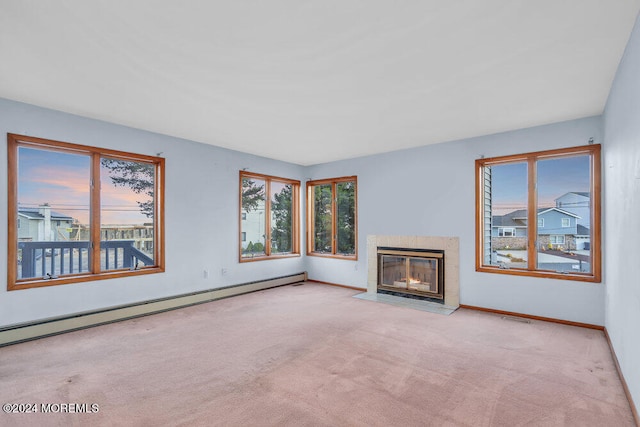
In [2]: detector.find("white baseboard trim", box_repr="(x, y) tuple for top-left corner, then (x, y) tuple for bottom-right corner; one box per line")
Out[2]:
(0, 272), (307, 347)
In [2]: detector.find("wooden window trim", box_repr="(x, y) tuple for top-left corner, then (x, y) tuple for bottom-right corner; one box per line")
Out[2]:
(475, 144), (601, 282)
(306, 176), (358, 260)
(238, 171), (300, 263)
(7, 134), (165, 290)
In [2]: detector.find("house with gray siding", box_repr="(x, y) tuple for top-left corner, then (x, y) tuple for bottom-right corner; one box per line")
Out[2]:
(555, 192), (591, 227)
(18, 205), (73, 242)
(492, 207), (581, 250)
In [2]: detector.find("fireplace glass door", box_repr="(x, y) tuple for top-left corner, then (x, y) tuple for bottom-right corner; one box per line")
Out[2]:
(407, 257), (437, 293)
(378, 248), (443, 300)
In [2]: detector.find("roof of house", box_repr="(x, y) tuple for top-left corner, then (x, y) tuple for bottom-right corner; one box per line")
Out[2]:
(493, 207), (580, 227)
(493, 209), (528, 227)
(537, 207), (580, 218)
(556, 191), (590, 200)
(576, 224), (591, 235)
(18, 208), (73, 221)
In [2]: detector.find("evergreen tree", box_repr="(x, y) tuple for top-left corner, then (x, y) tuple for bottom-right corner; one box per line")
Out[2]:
(242, 178), (265, 212)
(271, 184), (293, 253)
(336, 181), (355, 254)
(101, 159), (155, 217)
(313, 185), (333, 252)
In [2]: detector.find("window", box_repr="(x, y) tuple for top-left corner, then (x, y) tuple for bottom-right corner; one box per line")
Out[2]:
(8, 134), (165, 290)
(498, 227), (515, 237)
(476, 144), (600, 281)
(239, 171), (300, 261)
(307, 176), (357, 259)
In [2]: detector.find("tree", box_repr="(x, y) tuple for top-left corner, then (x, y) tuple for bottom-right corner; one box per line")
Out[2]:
(271, 184), (293, 253)
(336, 181), (355, 254)
(101, 159), (155, 218)
(313, 185), (333, 252)
(242, 178), (265, 213)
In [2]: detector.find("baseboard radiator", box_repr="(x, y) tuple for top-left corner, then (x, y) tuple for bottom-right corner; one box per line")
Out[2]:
(0, 272), (307, 347)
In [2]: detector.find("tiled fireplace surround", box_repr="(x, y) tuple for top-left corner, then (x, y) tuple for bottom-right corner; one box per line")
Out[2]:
(367, 235), (460, 308)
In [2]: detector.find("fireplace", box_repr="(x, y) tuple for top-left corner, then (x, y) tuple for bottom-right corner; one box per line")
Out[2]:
(367, 236), (459, 308)
(377, 247), (444, 302)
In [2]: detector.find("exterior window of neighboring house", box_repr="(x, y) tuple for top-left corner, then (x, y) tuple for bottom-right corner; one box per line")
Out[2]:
(7, 134), (165, 290)
(307, 176), (357, 259)
(476, 144), (601, 282)
(240, 171), (300, 261)
(498, 228), (515, 237)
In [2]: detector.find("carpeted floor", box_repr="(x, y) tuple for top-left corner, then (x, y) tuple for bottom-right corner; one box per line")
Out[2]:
(0, 282), (635, 426)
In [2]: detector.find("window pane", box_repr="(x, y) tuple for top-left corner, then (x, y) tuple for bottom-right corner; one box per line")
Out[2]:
(241, 177), (266, 258)
(336, 181), (356, 255)
(312, 184), (332, 253)
(270, 182), (293, 254)
(100, 158), (155, 271)
(485, 162), (528, 268)
(17, 147), (91, 279)
(536, 155), (591, 273)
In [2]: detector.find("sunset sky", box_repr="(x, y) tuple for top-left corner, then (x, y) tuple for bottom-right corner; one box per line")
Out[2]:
(18, 147), (152, 225)
(490, 155), (590, 215)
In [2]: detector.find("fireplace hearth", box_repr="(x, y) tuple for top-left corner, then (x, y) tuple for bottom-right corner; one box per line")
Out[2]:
(377, 247), (444, 302)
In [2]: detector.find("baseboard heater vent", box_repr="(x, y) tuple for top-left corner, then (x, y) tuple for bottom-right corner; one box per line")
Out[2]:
(0, 272), (307, 347)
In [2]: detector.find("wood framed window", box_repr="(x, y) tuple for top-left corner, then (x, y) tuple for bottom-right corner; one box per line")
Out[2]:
(306, 176), (357, 259)
(476, 144), (601, 282)
(239, 171), (300, 261)
(7, 134), (165, 290)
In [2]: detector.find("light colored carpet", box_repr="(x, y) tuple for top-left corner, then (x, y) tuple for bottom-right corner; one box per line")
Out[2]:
(0, 282), (634, 426)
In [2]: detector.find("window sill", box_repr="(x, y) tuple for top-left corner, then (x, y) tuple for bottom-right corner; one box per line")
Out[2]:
(476, 266), (600, 283)
(8, 267), (165, 291)
(307, 252), (358, 261)
(239, 253), (301, 263)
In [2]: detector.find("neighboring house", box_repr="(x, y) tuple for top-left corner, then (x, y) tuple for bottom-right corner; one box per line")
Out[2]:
(555, 192), (590, 228)
(71, 223), (155, 254)
(18, 205), (73, 242)
(492, 207), (581, 250)
(241, 205), (266, 251)
(101, 225), (155, 254)
(575, 224), (591, 251)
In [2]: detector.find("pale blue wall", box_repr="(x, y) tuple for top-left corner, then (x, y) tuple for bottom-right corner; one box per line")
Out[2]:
(306, 116), (605, 325)
(0, 99), (607, 328)
(603, 11), (640, 416)
(0, 98), (306, 326)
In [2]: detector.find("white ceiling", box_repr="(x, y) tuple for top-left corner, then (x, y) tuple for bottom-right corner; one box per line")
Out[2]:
(1, 1), (639, 165)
